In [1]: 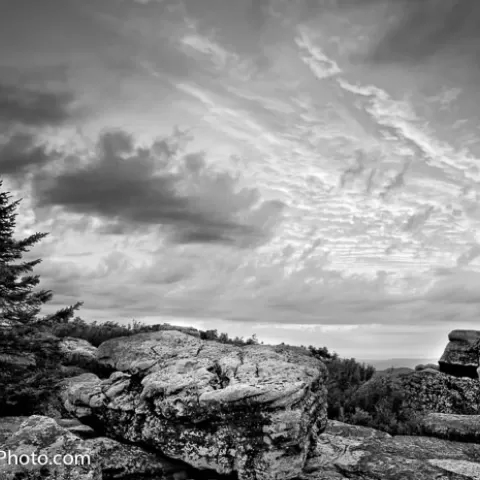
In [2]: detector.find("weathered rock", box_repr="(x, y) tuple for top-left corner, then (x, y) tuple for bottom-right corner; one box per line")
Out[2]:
(0, 415), (102, 480)
(0, 417), (25, 444)
(439, 329), (480, 378)
(84, 436), (192, 480)
(355, 370), (480, 416)
(60, 373), (103, 420)
(64, 330), (328, 480)
(0, 415), (193, 480)
(59, 337), (99, 369)
(300, 420), (480, 479)
(0, 416), (96, 443)
(420, 413), (480, 443)
(57, 418), (98, 439)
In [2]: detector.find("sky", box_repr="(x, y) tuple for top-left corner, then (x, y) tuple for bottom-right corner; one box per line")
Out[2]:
(1, 0), (480, 361)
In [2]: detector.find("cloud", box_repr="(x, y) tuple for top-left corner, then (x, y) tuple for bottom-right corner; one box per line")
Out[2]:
(403, 206), (435, 232)
(424, 270), (480, 305)
(0, 133), (58, 179)
(456, 244), (480, 267)
(339, 150), (366, 188)
(295, 28), (342, 79)
(370, 0), (480, 64)
(247, 0), (271, 32)
(331, 0), (480, 69)
(31, 129), (284, 247)
(0, 83), (75, 127)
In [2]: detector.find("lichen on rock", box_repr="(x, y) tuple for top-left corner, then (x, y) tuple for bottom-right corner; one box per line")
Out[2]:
(63, 330), (328, 480)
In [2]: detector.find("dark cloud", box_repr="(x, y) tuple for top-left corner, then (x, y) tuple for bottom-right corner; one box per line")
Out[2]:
(0, 83), (75, 127)
(32, 129), (285, 247)
(0, 133), (57, 178)
(367, 0), (480, 66)
(327, 0), (480, 67)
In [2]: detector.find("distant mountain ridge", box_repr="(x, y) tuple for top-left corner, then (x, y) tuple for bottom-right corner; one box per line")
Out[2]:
(357, 357), (439, 370)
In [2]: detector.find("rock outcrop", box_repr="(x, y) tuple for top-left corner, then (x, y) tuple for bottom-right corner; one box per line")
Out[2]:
(300, 420), (480, 479)
(355, 370), (480, 416)
(0, 415), (195, 480)
(0, 415), (102, 480)
(420, 413), (480, 443)
(0, 416), (95, 443)
(439, 330), (480, 378)
(63, 330), (328, 480)
(59, 337), (99, 370)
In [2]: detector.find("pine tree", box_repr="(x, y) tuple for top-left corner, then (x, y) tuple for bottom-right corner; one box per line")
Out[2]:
(0, 180), (84, 414)
(0, 180), (82, 326)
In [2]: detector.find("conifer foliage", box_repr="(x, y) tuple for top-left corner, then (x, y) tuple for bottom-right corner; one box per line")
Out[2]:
(0, 180), (83, 415)
(0, 180), (82, 326)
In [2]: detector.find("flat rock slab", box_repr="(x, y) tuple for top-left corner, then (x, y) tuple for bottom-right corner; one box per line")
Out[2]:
(64, 330), (328, 480)
(302, 420), (480, 480)
(420, 413), (480, 443)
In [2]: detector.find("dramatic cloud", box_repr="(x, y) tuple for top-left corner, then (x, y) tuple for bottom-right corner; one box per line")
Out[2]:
(32, 129), (284, 247)
(368, 0), (480, 65)
(0, 133), (58, 178)
(0, 83), (75, 127)
(3, 0), (480, 360)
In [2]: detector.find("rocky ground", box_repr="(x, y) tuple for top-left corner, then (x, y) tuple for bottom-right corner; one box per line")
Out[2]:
(2, 327), (480, 480)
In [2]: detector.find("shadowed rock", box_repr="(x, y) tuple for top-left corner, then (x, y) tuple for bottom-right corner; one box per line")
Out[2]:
(63, 330), (328, 480)
(0, 415), (194, 480)
(59, 337), (98, 369)
(439, 330), (480, 379)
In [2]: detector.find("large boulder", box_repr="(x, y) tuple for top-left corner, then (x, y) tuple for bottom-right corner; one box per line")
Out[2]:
(439, 330), (480, 378)
(63, 330), (328, 480)
(0, 415), (193, 480)
(300, 420), (480, 479)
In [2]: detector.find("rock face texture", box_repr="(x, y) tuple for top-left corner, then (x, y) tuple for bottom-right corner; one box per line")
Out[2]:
(63, 330), (328, 480)
(420, 413), (480, 443)
(0, 415), (102, 480)
(59, 337), (99, 370)
(300, 420), (480, 480)
(439, 330), (480, 378)
(355, 370), (480, 416)
(0, 415), (196, 480)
